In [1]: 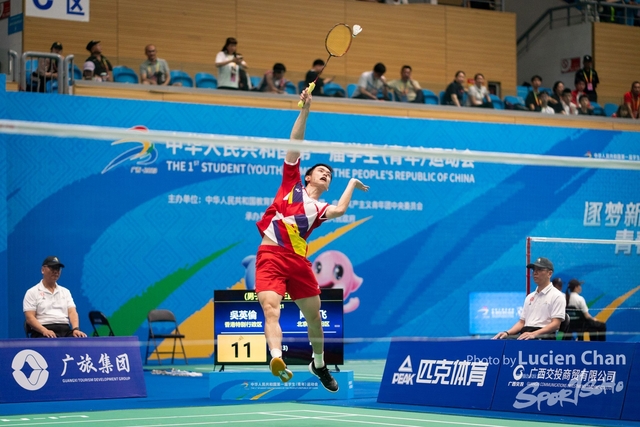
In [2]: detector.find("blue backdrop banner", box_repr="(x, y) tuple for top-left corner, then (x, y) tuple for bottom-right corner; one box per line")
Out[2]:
(2, 91), (640, 362)
(0, 337), (146, 403)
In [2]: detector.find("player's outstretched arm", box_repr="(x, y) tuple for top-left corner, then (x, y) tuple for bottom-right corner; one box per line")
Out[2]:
(285, 90), (312, 163)
(325, 178), (369, 219)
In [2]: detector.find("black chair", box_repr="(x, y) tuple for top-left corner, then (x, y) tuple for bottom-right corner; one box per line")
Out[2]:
(564, 306), (588, 341)
(24, 321), (33, 338)
(558, 313), (570, 339)
(145, 309), (188, 365)
(88, 311), (115, 337)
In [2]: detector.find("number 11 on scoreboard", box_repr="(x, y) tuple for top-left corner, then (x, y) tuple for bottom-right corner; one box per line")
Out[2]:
(216, 334), (267, 363)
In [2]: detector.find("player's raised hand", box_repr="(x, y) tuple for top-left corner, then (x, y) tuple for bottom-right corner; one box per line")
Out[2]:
(298, 86), (313, 109)
(351, 178), (369, 192)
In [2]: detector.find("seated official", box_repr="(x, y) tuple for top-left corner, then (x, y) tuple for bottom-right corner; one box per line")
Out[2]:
(493, 257), (566, 340)
(566, 278), (607, 341)
(23, 256), (87, 338)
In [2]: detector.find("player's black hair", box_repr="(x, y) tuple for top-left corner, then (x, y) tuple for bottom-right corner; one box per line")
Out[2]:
(304, 163), (333, 186)
(313, 59), (325, 67)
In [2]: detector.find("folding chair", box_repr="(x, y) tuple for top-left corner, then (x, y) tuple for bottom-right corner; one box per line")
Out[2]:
(88, 311), (115, 337)
(145, 309), (188, 365)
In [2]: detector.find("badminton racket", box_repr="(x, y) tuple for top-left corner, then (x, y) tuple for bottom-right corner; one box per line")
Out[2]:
(298, 23), (362, 108)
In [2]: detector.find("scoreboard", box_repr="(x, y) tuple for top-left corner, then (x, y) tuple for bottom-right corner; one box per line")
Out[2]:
(214, 289), (344, 365)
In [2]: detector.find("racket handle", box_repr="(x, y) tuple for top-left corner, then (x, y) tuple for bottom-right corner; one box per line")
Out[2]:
(297, 82), (316, 108)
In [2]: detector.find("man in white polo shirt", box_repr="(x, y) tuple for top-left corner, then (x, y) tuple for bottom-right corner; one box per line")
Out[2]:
(493, 257), (566, 340)
(23, 256), (87, 338)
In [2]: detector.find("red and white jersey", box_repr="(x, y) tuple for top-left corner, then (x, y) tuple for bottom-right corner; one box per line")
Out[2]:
(256, 159), (329, 257)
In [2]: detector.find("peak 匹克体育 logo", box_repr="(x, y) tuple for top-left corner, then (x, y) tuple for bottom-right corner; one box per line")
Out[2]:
(102, 126), (158, 174)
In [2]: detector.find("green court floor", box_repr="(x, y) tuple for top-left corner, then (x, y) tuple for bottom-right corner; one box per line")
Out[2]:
(0, 402), (601, 427)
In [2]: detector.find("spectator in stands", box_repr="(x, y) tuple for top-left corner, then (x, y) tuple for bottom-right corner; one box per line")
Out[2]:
(623, 81), (640, 119)
(493, 257), (565, 340)
(539, 91), (555, 114)
(258, 63), (289, 94)
(549, 81), (565, 114)
(140, 44), (171, 86)
(571, 79), (587, 104)
(552, 277), (563, 292)
(85, 40), (113, 82)
(525, 75), (543, 112)
(305, 59), (334, 96)
(565, 279), (607, 341)
(23, 256), (87, 338)
(34, 41), (63, 93)
(352, 63), (389, 101)
(578, 95), (594, 115)
(575, 55), (599, 102)
(467, 73), (493, 108)
(443, 70), (466, 107)
(615, 104), (633, 118)
(560, 88), (579, 115)
(388, 65), (423, 103)
(216, 37), (250, 91)
(82, 61), (97, 81)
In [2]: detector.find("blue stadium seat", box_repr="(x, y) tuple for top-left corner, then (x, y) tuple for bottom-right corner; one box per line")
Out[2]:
(490, 94), (504, 109)
(170, 70), (193, 87)
(517, 85), (530, 99)
(591, 102), (605, 116)
(422, 89), (439, 105)
(347, 83), (357, 98)
(195, 72), (217, 89)
(284, 81), (297, 95)
(323, 82), (346, 97)
(250, 76), (262, 90)
(113, 66), (139, 84)
(504, 95), (526, 109)
(604, 103), (618, 117)
(71, 64), (82, 81)
(298, 80), (306, 93)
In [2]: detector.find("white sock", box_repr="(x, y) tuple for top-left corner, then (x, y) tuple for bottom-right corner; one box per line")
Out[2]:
(270, 348), (282, 359)
(313, 352), (325, 369)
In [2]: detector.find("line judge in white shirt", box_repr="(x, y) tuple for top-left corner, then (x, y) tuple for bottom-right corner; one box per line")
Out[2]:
(23, 256), (87, 338)
(493, 257), (566, 340)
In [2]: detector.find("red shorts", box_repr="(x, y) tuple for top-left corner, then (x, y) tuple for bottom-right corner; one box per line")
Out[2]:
(255, 245), (321, 300)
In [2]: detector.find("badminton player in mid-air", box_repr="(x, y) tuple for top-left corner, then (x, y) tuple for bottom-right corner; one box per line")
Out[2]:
(255, 88), (369, 392)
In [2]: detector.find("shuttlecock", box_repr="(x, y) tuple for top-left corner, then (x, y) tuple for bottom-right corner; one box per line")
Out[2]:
(352, 24), (363, 37)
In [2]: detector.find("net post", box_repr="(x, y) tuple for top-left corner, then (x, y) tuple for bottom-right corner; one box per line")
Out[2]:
(526, 236), (531, 294)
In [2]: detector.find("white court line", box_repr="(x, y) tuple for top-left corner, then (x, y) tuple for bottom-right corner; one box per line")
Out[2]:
(0, 409), (537, 427)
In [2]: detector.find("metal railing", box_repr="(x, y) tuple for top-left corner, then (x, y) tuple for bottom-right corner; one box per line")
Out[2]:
(63, 54), (75, 94)
(518, 1), (640, 55)
(8, 50), (18, 82)
(20, 51), (64, 94)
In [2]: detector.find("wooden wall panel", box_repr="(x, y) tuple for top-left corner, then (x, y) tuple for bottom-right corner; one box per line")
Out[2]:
(593, 22), (640, 106)
(236, 0), (347, 87)
(345, 2), (446, 91)
(22, 0), (516, 97)
(117, 0), (236, 75)
(445, 7), (516, 97)
(24, 0), (118, 64)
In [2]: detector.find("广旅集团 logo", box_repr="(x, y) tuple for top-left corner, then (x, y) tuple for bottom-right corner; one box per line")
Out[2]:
(12, 349), (49, 391)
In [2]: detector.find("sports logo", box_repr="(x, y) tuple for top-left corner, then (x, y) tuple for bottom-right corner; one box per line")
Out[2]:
(101, 126), (158, 174)
(391, 355), (415, 385)
(12, 349), (49, 391)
